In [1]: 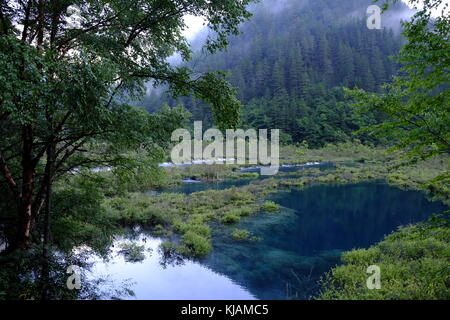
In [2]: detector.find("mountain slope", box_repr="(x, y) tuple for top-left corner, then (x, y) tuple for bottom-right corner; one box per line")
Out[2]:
(142, 0), (412, 146)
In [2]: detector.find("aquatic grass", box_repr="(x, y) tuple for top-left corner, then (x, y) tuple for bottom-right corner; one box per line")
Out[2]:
(173, 220), (212, 239)
(118, 243), (146, 262)
(231, 229), (251, 241)
(318, 221), (450, 300)
(221, 214), (241, 224)
(280, 142), (390, 165)
(231, 229), (262, 242)
(261, 201), (280, 213)
(101, 146), (448, 261)
(178, 231), (212, 258)
(104, 158), (449, 259)
(102, 179), (290, 257)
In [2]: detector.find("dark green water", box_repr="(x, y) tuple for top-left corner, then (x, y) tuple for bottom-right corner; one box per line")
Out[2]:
(92, 181), (447, 300)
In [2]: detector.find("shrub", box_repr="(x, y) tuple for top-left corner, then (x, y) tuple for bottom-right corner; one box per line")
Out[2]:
(231, 229), (251, 241)
(229, 190), (255, 204)
(221, 214), (241, 224)
(118, 243), (146, 262)
(173, 220), (211, 238)
(262, 201), (280, 213)
(178, 231), (212, 257)
(231, 229), (261, 242)
(318, 221), (450, 300)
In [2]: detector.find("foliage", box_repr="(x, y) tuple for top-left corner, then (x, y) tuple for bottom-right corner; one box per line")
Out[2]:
(347, 0), (450, 165)
(318, 214), (450, 300)
(50, 178), (116, 255)
(231, 229), (251, 241)
(261, 201), (280, 213)
(102, 178), (280, 256)
(0, 0), (254, 251)
(118, 243), (146, 263)
(231, 229), (261, 242)
(0, 245), (134, 300)
(177, 231), (212, 258)
(221, 214), (241, 225)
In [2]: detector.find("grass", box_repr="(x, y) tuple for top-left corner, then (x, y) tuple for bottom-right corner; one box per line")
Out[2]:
(103, 179), (280, 257)
(280, 141), (390, 165)
(231, 229), (251, 241)
(231, 229), (262, 242)
(261, 201), (280, 213)
(318, 212), (450, 300)
(177, 231), (212, 258)
(221, 214), (241, 224)
(98, 142), (448, 262)
(118, 243), (146, 262)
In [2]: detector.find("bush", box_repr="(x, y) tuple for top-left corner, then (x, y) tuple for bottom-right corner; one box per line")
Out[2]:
(174, 220), (211, 238)
(229, 190), (255, 204)
(221, 214), (241, 224)
(318, 220), (450, 300)
(178, 231), (212, 258)
(231, 229), (261, 242)
(261, 201), (280, 213)
(118, 243), (146, 262)
(231, 229), (251, 241)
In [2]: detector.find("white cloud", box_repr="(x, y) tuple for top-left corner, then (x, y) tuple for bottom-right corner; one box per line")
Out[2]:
(182, 15), (206, 40)
(401, 0), (449, 17)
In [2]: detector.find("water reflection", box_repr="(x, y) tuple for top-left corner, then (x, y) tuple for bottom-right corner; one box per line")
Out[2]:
(90, 182), (447, 300)
(201, 182), (448, 299)
(89, 234), (255, 300)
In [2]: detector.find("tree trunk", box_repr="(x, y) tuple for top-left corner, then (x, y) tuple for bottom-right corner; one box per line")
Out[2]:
(41, 142), (55, 300)
(16, 125), (36, 250)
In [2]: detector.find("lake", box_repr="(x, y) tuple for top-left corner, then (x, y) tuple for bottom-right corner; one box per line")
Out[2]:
(90, 181), (448, 300)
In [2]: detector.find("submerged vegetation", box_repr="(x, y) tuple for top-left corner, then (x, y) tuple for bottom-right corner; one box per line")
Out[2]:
(103, 177), (279, 257)
(231, 229), (261, 242)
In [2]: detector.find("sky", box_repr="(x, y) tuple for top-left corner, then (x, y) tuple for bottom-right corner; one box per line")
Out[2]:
(401, 0), (449, 16)
(182, 15), (206, 41)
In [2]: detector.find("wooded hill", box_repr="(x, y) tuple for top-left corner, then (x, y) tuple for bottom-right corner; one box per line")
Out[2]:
(141, 0), (412, 146)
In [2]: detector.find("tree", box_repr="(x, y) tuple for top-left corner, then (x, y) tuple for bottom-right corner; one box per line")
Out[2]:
(0, 0), (254, 251)
(347, 0), (449, 168)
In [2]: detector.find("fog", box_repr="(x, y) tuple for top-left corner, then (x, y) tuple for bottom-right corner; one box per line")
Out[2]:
(146, 0), (418, 97)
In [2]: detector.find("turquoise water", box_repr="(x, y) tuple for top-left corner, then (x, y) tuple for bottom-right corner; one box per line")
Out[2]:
(202, 182), (447, 299)
(166, 163), (333, 194)
(92, 181), (447, 300)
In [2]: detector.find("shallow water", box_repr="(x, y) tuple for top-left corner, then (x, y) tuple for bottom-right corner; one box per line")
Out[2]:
(92, 181), (448, 300)
(89, 235), (255, 300)
(167, 162), (333, 194)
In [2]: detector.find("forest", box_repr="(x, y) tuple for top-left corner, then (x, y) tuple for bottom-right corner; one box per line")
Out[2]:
(142, 0), (407, 146)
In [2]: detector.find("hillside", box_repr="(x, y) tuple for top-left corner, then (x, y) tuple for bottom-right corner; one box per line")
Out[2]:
(142, 0), (412, 146)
